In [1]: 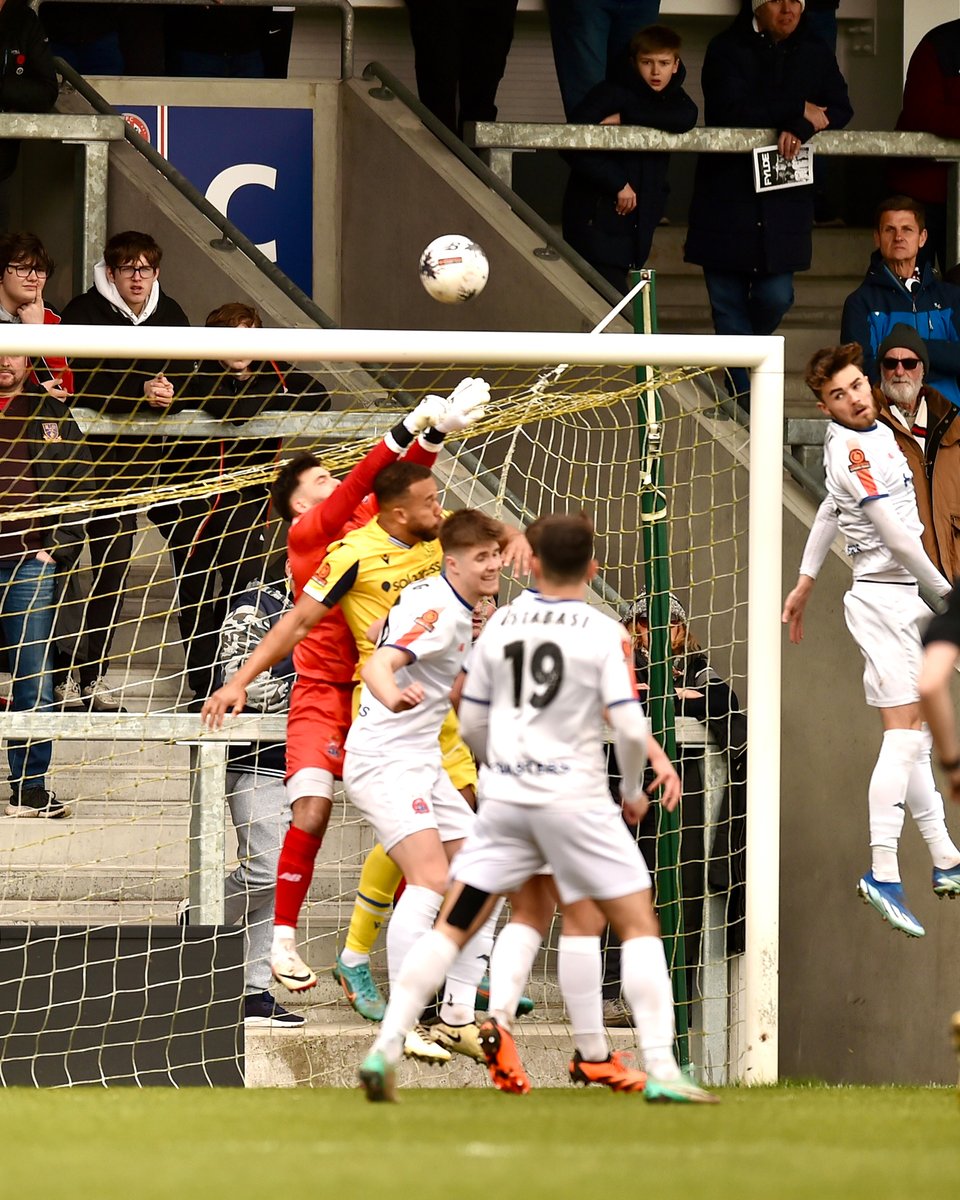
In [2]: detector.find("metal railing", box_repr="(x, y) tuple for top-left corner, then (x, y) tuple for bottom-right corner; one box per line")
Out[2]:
(34, 0), (356, 81)
(465, 122), (960, 266)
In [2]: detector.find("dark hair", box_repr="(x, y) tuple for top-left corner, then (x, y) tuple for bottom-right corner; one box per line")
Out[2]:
(104, 231), (163, 271)
(271, 452), (323, 523)
(630, 24), (681, 57)
(804, 343), (864, 398)
(875, 196), (926, 233)
(526, 513), (595, 582)
(0, 231), (54, 278)
(439, 509), (503, 554)
(372, 461), (433, 509)
(206, 302), (262, 329)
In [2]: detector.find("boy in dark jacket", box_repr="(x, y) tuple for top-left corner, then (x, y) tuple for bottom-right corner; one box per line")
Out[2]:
(562, 24), (697, 293)
(58, 230), (191, 712)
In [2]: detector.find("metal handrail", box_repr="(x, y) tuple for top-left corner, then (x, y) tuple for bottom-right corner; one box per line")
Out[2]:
(34, 0), (356, 81)
(360, 61), (626, 312)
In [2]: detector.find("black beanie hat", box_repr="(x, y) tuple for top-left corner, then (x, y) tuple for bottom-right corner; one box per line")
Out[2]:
(877, 324), (929, 376)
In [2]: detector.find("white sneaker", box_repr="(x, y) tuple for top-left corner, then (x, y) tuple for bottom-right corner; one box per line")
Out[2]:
(404, 1026), (451, 1064)
(82, 676), (126, 714)
(270, 939), (317, 992)
(54, 677), (84, 710)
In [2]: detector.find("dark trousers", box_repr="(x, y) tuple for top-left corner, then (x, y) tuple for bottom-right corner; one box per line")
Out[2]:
(166, 496), (269, 699)
(404, 0), (519, 136)
(703, 268), (795, 405)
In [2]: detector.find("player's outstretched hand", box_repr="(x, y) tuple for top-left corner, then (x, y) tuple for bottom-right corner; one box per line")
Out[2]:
(201, 680), (247, 729)
(391, 682), (426, 712)
(501, 530), (533, 578)
(404, 392), (448, 435)
(647, 739), (681, 812)
(436, 376), (489, 433)
(782, 575), (814, 645)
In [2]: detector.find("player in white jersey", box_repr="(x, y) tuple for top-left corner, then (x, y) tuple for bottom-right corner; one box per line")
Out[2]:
(343, 508), (504, 1063)
(358, 513), (716, 1104)
(783, 343), (960, 939)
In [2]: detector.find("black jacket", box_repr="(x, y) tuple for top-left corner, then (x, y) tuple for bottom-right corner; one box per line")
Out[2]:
(684, 10), (852, 275)
(562, 63), (697, 274)
(0, 1), (59, 181)
(8, 386), (92, 567)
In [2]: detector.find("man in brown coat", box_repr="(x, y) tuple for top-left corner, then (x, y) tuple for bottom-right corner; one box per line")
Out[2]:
(873, 323), (960, 583)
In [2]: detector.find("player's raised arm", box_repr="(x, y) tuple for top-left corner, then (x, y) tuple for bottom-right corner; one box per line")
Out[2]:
(361, 645), (425, 712)
(859, 497), (950, 600)
(201, 592), (330, 728)
(783, 497), (839, 644)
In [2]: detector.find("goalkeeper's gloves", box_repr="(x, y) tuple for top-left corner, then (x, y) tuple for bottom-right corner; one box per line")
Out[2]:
(435, 376), (489, 434)
(402, 392), (448, 436)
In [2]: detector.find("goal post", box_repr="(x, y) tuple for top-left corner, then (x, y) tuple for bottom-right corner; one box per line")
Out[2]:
(0, 322), (783, 1086)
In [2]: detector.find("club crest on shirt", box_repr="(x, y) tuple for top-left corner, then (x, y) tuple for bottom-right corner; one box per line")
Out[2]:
(41, 422), (61, 442)
(412, 797), (429, 814)
(414, 609), (439, 633)
(847, 447), (870, 472)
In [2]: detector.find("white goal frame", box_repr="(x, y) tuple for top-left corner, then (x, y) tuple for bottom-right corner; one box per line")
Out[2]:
(0, 324), (784, 1085)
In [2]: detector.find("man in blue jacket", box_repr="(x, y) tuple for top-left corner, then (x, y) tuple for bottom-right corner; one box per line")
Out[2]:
(840, 196), (960, 409)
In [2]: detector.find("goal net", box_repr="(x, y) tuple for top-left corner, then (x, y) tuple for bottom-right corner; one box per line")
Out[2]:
(0, 322), (782, 1088)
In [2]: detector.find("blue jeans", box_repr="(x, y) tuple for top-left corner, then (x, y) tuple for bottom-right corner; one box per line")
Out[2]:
(546, 0), (661, 117)
(0, 556), (55, 791)
(703, 269), (795, 404)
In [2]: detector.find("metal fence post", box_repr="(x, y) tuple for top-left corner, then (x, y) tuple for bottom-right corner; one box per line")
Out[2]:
(189, 742), (228, 924)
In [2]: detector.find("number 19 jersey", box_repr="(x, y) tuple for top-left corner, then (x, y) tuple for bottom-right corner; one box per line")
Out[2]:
(462, 589), (643, 811)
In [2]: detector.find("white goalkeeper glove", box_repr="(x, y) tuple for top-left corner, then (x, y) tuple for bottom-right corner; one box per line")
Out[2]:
(435, 377), (489, 434)
(402, 392), (447, 436)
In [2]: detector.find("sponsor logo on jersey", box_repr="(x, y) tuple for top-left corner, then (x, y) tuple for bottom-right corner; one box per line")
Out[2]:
(414, 609), (440, 633)
(846, 443), (878, 495)
(387, 563), (441, 591)
(41, 422), (61, 442)
(412, 797), (429, 814)
(492, 760), (571, 776)
(315, 561), (331, 584)
(847, 448), (870, 471)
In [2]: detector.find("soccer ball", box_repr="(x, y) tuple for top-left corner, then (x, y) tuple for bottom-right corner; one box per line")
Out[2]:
(418, 235), (489, 304)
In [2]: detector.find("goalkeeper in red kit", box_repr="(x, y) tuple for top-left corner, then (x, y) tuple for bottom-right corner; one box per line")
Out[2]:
(203, 380), (488, 992)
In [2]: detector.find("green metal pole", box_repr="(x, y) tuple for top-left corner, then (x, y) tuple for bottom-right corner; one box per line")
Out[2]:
(631, 268), (689, 1067)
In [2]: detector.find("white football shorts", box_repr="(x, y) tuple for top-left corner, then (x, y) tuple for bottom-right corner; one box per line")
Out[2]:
(450, 799), (650, 905)
(343, 751), (475, 853)
(843, 580), (928, 708)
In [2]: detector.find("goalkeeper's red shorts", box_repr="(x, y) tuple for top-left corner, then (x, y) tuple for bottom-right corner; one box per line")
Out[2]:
(285, 676), (356, 780)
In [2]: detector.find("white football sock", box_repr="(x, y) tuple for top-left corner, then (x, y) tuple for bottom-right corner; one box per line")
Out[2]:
(372, 929), (460, 1065)
(338, 948), (369, 969)
(488, 921), (543, 1029)
(621, 935), (680, 1080)
(904, 731), (960, 868)
(440, 899), (505, 1026)
(558, 935), (608, 1063)
(272, 924), (296, 947)
(868, 730), (915, 882)
(386, 884), (442, 986)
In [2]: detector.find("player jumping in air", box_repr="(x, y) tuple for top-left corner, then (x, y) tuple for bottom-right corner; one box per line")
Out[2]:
(201, 381), (489, 1001)
(358, 512), (716, 1104)
(782, 343), (960, 939)
(344, 509), (507, 1065)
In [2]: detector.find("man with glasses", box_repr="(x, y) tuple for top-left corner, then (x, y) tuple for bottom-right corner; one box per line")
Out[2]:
(0, 232), (72, 401)
(60, 231), (190, 712)
(841, 196), (960, 409)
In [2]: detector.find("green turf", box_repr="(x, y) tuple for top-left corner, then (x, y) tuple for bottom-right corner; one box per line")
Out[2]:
(3, 1085), (956, 1200)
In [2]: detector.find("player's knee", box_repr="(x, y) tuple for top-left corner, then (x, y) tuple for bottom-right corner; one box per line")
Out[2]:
(445, 884), (492, 932)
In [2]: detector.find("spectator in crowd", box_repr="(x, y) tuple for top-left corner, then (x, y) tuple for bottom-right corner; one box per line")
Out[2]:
(546, 0), (661, 119)
(166, 4), (267, 78)
(60, 230), (191, 712)
(0, 231), (71, 400)
(0, 0), (58, 227)
(262, 6), (295, 79)
(685, 0), (852, 406)
(562, 24), (697, 293)
(206, 561), (303, 1026)
(888, 19), (960, 275)
(804, 0), (839, 51)
(39, 2), (124, 75)
(0, 354), (90, 819)
(603, 589), (746, 1023)
(840, 197), (960, 410)
(403, 0), (519, 137)
(172, 301), (329, 707)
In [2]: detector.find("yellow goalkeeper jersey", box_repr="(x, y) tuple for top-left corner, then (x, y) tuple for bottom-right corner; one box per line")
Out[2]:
(303, 516), (442, 674)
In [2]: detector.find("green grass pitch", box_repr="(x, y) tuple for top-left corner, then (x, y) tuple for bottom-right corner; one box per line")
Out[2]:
(3, 1085), (956, 1200)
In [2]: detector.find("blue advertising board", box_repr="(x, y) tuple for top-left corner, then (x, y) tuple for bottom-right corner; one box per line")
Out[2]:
(121, 106), (313, 294)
